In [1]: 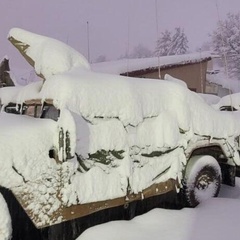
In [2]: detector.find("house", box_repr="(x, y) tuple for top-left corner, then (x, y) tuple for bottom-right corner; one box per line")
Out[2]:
(92, 52), (211, 93)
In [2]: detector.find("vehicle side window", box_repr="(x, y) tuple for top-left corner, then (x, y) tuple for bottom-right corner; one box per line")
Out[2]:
(40, 105), (59, 121)
(4, 103), (21, 114)
(24, 105), (35, 117)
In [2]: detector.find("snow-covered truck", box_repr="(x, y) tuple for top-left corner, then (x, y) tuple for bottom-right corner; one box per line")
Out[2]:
(1, 28), (240, 240)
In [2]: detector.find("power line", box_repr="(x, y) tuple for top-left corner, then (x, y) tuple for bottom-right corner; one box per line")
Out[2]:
(155, 0), (161, 79)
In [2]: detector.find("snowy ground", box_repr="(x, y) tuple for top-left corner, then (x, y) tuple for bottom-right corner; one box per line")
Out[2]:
(78, 178), (240, 240)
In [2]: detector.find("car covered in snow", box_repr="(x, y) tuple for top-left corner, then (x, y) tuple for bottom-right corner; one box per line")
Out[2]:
(1, 28), (240, 240)
(213, 92), (240, 111)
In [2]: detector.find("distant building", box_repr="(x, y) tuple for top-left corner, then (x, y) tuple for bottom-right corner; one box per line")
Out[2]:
(92, 53), (211, 93)
(206, 54), (234, 97)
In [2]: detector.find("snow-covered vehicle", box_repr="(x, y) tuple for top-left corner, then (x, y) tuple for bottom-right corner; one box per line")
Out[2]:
(213, 92), (240, 111)
(1, 28), (240, 240)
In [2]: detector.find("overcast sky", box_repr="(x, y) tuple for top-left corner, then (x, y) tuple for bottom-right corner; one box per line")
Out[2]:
(1, 0), (240, 70)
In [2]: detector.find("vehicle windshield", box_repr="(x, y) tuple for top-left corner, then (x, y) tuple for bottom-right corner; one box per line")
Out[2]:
(4, 102), (59, 121)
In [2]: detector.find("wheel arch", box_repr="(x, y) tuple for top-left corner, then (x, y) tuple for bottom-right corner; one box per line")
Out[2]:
(186, 144), (236, 186)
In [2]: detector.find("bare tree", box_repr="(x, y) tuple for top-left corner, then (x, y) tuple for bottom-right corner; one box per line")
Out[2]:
(94, 55), (107, 63)
(130, 44), (152, 59)
(155, 30), (172, 56)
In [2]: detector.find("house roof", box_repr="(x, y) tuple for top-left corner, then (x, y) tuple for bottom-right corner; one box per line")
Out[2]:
(91, 52), (211, 75)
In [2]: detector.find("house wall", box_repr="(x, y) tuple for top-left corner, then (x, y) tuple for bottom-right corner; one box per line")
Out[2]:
(205, 81), (231, 97)
(124, 61), (208, 93)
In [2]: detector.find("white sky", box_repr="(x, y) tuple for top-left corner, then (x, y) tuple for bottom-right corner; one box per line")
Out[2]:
(1, 0), (240, 69)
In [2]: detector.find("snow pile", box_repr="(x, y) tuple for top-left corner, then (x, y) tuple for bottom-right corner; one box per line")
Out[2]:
(39, 68), (240, 139)
(164, 74), (187, 88)
(198, 93), (220, 105)
(0, 112), (62, 227)
(78, 197), (240, 240)
(0, 81), (43, 106)
(0, 113), (58, 188)
(0, 194), (12, 240)
(8, 28), (90, 79)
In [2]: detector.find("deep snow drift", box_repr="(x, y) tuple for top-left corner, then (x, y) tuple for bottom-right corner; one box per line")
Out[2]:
(78, 179), (240, 240)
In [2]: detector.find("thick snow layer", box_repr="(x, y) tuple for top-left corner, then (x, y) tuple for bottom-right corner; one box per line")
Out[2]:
(8, 28), (90, 79)
(38, 69), (240, 203)
(91, 52), (211, 75)
(0, 112), (62, 227)
(39, 68), (240, 140)
(214, 92), (240, 110)
(0, 81), (43, 106)
(164, 74), (187, 88)
(78, 179), (240, 240)
(2, 66), (240, 204)
(3, 28), (240, 220)
(0, 113), (58, 188)
(0, 194), (12, 240)
(198, 93), (220, 105)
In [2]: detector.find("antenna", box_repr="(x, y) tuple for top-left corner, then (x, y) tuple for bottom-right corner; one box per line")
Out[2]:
(155, 0), (161, 79)
(215, 0), (234, 111)
(87, 21), (90, 62)
(126, 15), (130, 77)
(215, 1), (232, 95)
(199, 48), (204, 93)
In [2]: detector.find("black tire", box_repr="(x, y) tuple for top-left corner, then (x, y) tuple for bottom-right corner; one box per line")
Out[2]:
(184, 155), (221, 207)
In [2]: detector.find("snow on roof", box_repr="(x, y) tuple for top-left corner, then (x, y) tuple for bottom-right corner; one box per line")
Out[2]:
(207, 70), (240, 93)
(8, 28), (90, 79)
(91, 52), (211, 75)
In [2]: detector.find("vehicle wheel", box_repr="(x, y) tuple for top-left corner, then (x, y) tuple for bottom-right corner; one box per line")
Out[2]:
(184, 155), (221, 207)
